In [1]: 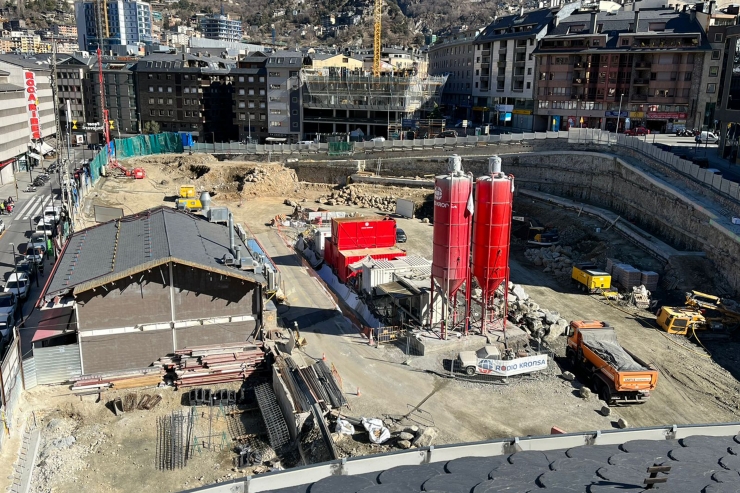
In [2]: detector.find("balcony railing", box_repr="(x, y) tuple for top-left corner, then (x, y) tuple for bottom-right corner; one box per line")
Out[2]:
(632, 94), (648, 101)
(633, 78), (649, 85)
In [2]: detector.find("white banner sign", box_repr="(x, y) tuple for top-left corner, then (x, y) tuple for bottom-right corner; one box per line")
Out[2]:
(476, 354), (548, 376)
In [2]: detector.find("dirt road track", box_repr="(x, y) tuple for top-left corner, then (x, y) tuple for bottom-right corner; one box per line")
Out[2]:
(510, 258), (740, 426)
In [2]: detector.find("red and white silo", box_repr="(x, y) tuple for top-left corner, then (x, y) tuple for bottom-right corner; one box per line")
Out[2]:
(431, 155), (473, 338)
(472, 156), (515, 334)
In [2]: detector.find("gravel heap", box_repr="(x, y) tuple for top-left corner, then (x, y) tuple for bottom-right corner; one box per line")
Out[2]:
(506, 282), (570, 343)
(317, 186), (396, 212)
(524, 245), (578, 279)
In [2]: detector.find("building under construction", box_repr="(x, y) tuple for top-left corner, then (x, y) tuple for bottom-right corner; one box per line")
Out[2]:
(301, 69), (448, 139)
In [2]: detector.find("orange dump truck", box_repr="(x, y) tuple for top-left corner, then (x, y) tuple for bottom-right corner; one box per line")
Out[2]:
(566, 320), (658, 405)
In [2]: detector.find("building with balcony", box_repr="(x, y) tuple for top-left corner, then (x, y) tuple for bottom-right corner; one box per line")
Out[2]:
(472, 8), (566, 130)
(199, 11), (242, 43)
(131, 52), (236, 141)
(428, 28), (480, 121)
(714, 7), (740, 162)
(75, 0), (153, 54)
(533, 7), (710, 132)
(232, 53), (268, 143)
(56, 54), (94, 143)
(265, 51), (303, 143)
(85, 57), (139, 139)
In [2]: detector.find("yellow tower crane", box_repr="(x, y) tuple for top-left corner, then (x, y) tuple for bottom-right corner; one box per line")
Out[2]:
(373, 0), (382, 77)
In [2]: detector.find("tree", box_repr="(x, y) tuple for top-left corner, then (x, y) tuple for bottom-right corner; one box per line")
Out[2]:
(143, 121), (160, 134)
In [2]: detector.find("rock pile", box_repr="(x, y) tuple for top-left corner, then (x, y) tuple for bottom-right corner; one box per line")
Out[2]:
(388, 424), (438, 449)
(524, 245), (577, 278)
(244, 166), (269, 183)
(317, 186), (396, 212)
(505, 282), (570, 343)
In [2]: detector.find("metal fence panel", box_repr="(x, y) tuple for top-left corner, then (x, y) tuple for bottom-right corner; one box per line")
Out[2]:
(22, 356), (36, 389)
(34, 344), (81, 385)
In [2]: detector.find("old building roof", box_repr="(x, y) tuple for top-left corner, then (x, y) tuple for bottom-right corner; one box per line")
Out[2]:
(476, 7), (554, 41)
(43, 207), (262, 301)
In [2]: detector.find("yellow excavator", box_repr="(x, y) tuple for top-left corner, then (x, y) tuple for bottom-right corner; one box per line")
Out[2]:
(656, 290), (740, 336)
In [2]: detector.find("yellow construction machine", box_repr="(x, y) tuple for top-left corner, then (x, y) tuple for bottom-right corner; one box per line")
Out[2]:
(179, 185), (197, 198)
(655, 306), (706, 335)
(685, 290), (740, 330)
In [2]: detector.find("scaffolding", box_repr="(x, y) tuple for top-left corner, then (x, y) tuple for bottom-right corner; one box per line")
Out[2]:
(300, 69), (448, 116)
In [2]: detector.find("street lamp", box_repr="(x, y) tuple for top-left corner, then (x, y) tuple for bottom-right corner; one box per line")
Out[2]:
(8, 243), (19, 298)
(615, 93), (624, 144)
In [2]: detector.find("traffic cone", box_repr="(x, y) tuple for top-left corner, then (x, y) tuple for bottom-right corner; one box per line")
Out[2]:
(356, 387), (361, 397)
(322, 353), (326, 361)
(368, 331), (374, 346)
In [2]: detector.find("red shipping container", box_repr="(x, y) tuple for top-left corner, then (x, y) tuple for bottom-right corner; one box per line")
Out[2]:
(334, 246), (407, 284)
(331, 217), (397, 251)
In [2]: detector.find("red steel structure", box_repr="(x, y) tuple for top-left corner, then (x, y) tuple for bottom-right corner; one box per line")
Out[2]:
(431, 155), (473, 339)
(472, 156), (515, 334)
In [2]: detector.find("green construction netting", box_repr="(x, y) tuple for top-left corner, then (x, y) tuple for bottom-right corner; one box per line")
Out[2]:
(89, 132), (184, 183)
(114, 132), (184, 159)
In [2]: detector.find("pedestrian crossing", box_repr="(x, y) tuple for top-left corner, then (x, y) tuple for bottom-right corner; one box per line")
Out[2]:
(11, 194), (54, 224)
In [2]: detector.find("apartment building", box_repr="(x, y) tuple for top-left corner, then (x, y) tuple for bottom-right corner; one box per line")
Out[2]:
(75, 0), (153, 54)
(199, 12), (242, 43)
(132, 52), (236, 141)
(428, 28), (479, 121)
(231, 53), (268, 143)
(52, 25), (78, 38)
(56, 54), (93, 139)
(85, 57), (139, 137)
(533, 7), (709, 132)
(715, 8), (740, 162)
(472, 8), (570, 130)
(265, 51), (302, 143)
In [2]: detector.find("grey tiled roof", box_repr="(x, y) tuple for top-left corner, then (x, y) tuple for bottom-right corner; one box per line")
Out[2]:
(184, 432), (740, 492)
(477, 8), (554, 41)
(45, 207), (260, 299)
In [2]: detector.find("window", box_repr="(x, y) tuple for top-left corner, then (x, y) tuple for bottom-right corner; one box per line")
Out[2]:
(238, 76), (244, 82)
(239, 113), (245, 120)
(248, 76), (254, 82)
(259, 102), (266, 108)
(292, 109), (298, 115)
(260, 89), (266, 95)
(148, 86), (154, 92)
(185, 99), (190, 105)
(260, 114), (266, 121)
(685, 72), (692, 81)
(238, 101), (245, 108)
(259, 76), (265, 82)
(269, 71), (280, 77)
(527, 68), (532, 75)
(248, 89), (255, 95)
(166, 74), (172, 80)
(148, 98), (154, 104)
(158, 87), (163, 92)
(149, 109), (155, 116)
(592, 39), (600, 46)
(526, 82), (531, 89)
(292, 97), (298, 103)
(158, 98), (164, 104)
(712, 50), (721, 60)
(269, 84), (281, 89)
(148, 74), (153, 79)
(167, 98), (173, 105)
(184, 75), (190, 80)
(621, 38), (630, 46)
(715, 33), (723, 42)
(707, 83), (717, 93)
(648, 22), (666, 31)
(159, 109), (164, 116)
(168, 110), (173, 116)
(270, 121), (282, 126)
(270, 109), (282, 114)
(670, 72), (677, 81)
(185, 111), (190, 117)
(709, 66), (719, 77)
(167, 87), (172, 93)
(184, 87), (190, 93)
(248, 101), (255, 108)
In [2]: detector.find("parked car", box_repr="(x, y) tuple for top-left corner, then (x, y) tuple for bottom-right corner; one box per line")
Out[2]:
(437, 130), (458, 138)
(15, 260), (36, 283)
(692, 157), (710, 169)
(4, 273), (29, 300)
(25, 245), (44, 264)
(695, 131), (719, 144)
(36, 219), (55, 237)
(43, 205), (61, 224)
(624, 126), (650, 136)
(29, 232), (46, 253)
(396, 228), (407, 243)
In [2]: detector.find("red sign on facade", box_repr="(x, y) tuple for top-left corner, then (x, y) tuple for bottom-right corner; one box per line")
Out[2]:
(24, 70), (41, 140)
(646, 112), (687, 120)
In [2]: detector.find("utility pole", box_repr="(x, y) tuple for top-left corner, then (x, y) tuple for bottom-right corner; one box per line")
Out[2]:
(50, 38), (67, 214)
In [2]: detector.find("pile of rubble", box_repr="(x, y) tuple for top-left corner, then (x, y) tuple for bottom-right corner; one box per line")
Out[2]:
(506, 282), (570, 343)
(317, 186), (396, 212)
(244, 166), (269, 183)
(524, 245), (577, 278)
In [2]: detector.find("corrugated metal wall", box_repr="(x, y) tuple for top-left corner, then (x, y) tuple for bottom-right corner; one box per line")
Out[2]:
(22, 357), (36, 389)
(34, 344), (81, 385)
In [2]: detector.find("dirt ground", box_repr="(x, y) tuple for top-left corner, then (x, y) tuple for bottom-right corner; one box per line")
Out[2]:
(15, 152), (740, 492)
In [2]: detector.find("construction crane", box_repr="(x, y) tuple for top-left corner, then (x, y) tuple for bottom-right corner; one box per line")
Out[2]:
(372, 0), (382, 76)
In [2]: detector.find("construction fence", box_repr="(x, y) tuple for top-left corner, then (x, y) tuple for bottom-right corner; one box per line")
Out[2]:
(0, 329), (24, 453)
(87, 132), (185, 184)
